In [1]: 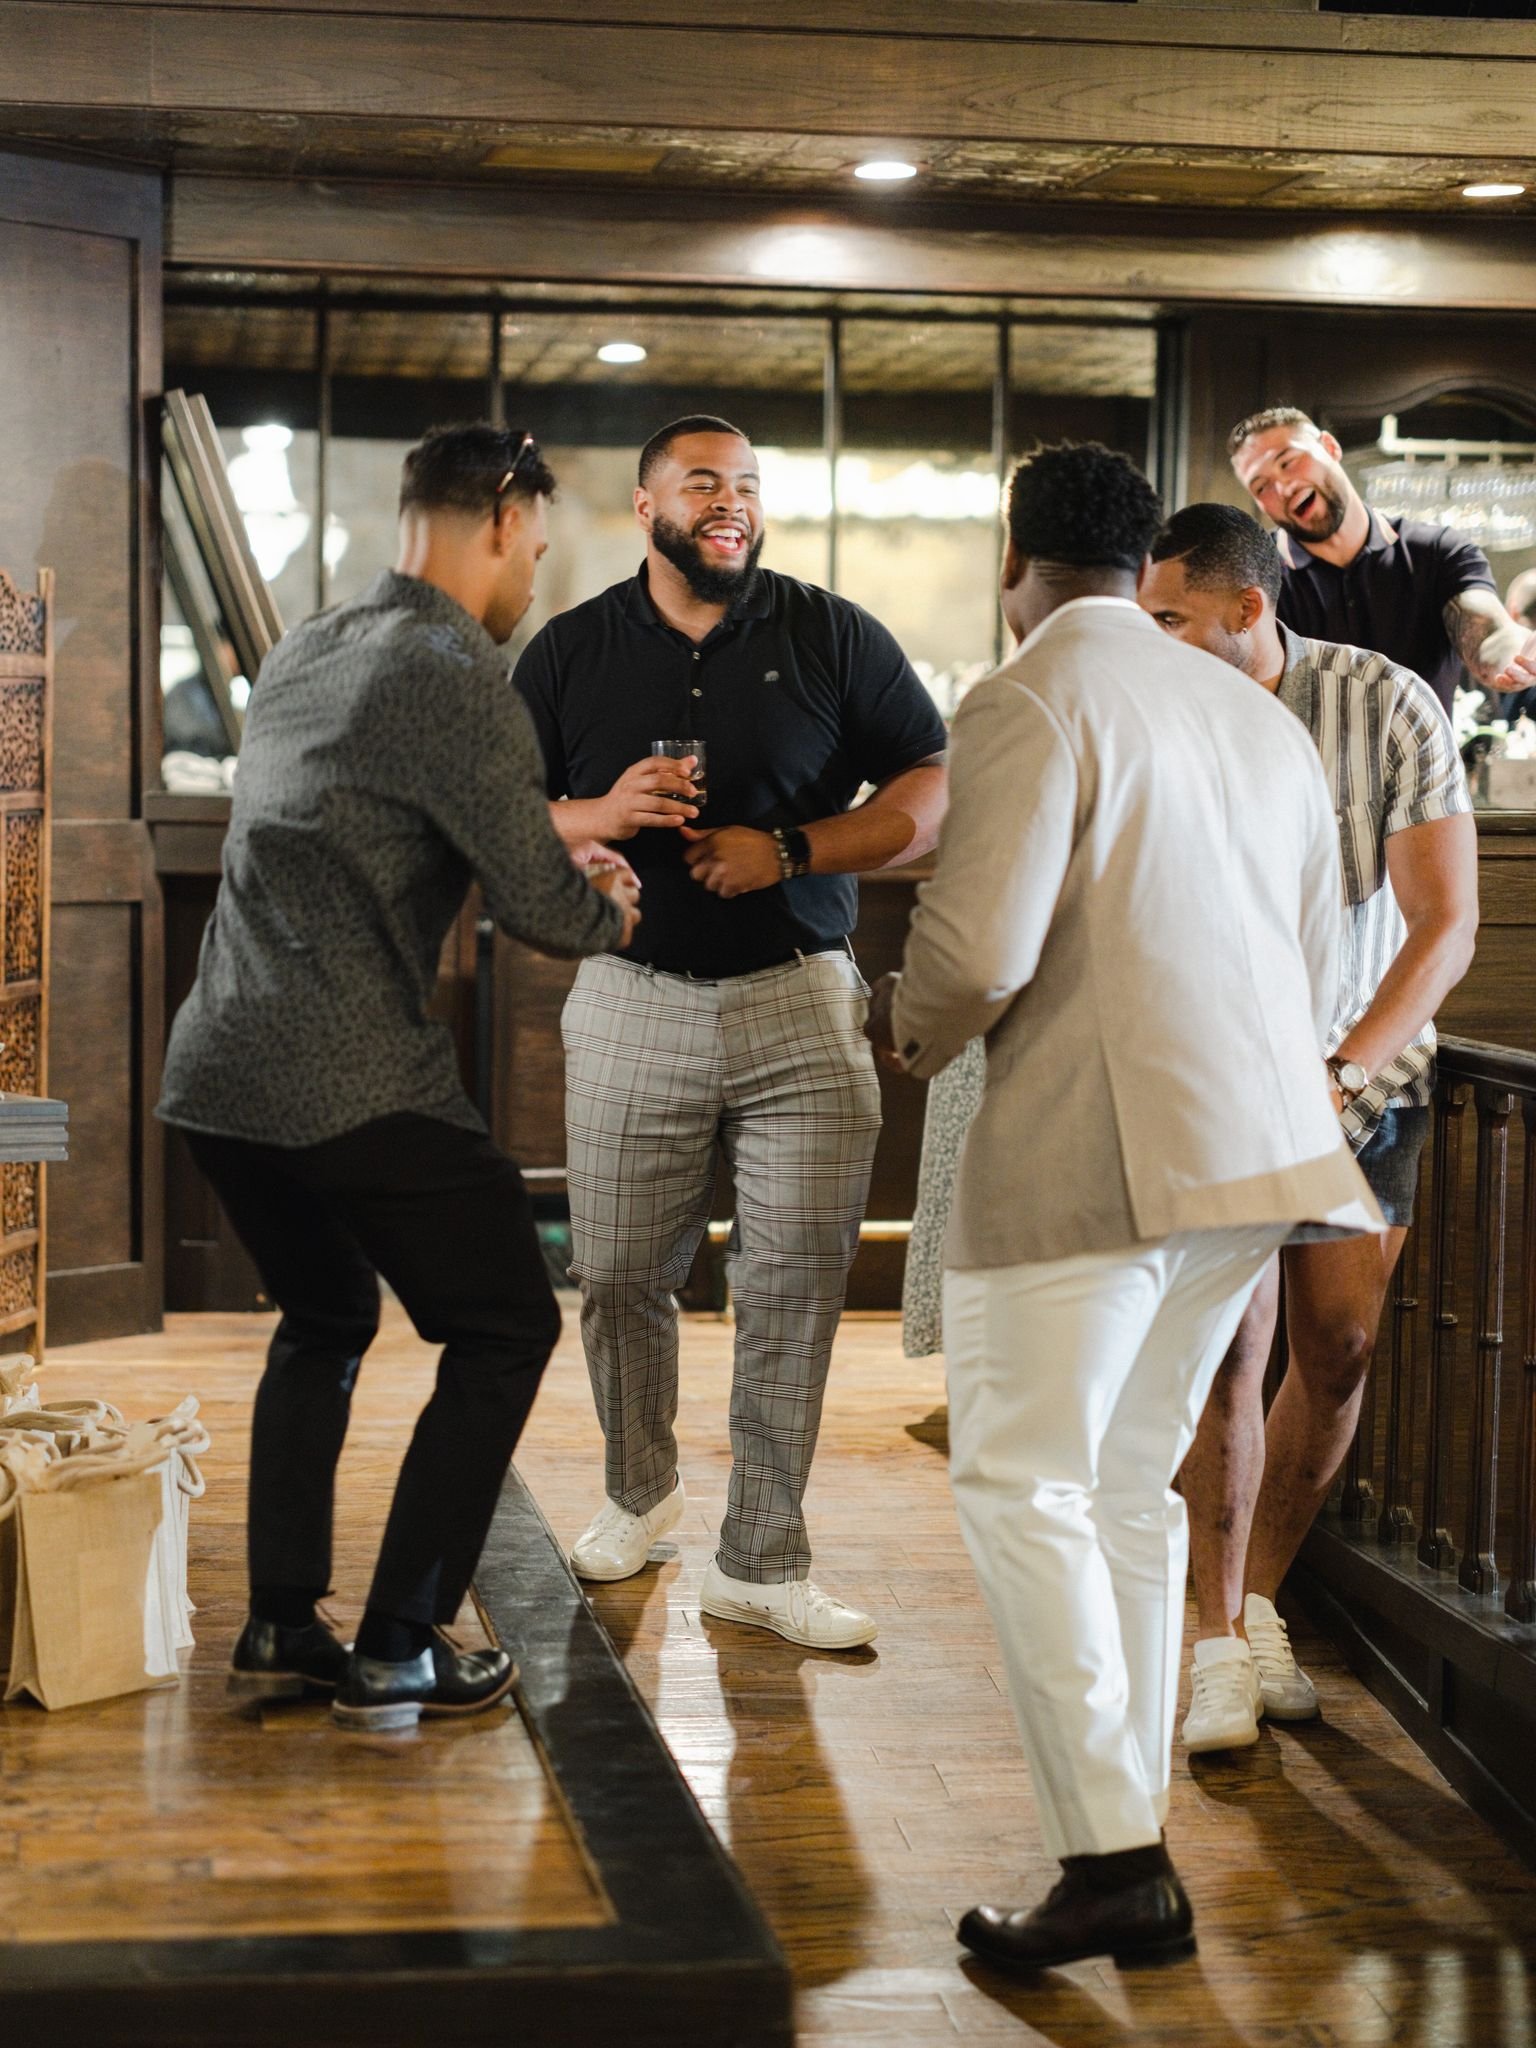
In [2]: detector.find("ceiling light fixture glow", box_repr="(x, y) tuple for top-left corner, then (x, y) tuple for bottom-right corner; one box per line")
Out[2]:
(854, 159), (918, 183)
(597, 341), (647, 364)
(1462, 181), (1526, 200)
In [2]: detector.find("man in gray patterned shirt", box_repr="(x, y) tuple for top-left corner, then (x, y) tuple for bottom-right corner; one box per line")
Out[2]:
(160, 424), (639, 1732)
(1141, 504), (1477, 1754)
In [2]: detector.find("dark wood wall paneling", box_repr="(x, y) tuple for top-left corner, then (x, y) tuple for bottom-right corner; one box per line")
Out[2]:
(0, 151), (166, 1345)
(150, 795), (262, 1312)
(1440, 827), (1536, 1059)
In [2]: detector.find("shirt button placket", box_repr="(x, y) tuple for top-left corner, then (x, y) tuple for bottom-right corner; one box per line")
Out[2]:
(691, 648), (703, 700)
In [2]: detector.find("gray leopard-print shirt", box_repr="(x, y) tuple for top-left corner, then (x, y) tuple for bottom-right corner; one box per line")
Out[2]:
(159, 570), (624, 1148)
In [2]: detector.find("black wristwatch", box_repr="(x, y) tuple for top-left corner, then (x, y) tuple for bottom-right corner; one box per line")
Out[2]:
(771, 826), (813, 881)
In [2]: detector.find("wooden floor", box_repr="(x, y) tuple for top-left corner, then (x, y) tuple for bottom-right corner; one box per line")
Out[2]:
(18, 1300), (1536, 2045)
(0, 1316), (610, 1944)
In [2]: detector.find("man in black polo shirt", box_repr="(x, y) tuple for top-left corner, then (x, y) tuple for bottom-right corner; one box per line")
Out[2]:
(1229, 406), (1536, 717)
(514, 413), (947, 1650)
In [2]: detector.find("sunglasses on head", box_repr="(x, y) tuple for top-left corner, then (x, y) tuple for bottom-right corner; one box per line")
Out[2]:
(493, 430), (542, 500)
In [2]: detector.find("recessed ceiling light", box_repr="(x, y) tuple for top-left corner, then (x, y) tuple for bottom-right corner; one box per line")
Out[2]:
(1462, 181), (1526, 200)
(597, 341), (647, 364)
(854, 159), (918, 184)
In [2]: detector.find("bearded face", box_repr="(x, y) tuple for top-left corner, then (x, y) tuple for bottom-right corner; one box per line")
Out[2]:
(650, 510), (766, 606)
(1234, 426), (1354, 547)
(638, 431), (767, 607)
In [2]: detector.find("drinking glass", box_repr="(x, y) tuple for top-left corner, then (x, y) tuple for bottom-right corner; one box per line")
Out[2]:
(651, 738), (707, 810)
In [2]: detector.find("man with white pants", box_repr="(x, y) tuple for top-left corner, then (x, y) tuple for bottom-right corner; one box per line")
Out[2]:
(867, 442), (1381, 1972)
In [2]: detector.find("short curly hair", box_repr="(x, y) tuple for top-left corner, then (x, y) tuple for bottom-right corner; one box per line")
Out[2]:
(1227, 405), (1317, 458)
(1151, 502), (1282, 605)
(1006, 441), (1163, 572)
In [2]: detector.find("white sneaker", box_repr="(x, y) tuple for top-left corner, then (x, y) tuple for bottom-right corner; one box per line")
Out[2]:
(699, 1558), (877, 1650)
(569, 1478), (686, 1583)
(1182, 1636), (1262, 1753)
(1244, 1594), (1319, 1721)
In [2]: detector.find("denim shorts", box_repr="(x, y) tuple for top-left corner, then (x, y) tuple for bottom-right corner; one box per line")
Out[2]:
(1353, 1104), (1432, 1228)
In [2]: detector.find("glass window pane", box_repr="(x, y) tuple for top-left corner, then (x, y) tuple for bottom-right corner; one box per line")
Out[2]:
(1008, 322), (1155, 460)
(837, 321), (1001, 712)
(326, 311), (495, 610)
(498, 310), (829, 662)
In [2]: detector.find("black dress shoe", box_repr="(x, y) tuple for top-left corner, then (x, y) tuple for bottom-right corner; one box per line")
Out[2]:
(959, 1845), (1195, 1971)
(228, 1614), (351, 1701)
(331, 1635), (518, 1732)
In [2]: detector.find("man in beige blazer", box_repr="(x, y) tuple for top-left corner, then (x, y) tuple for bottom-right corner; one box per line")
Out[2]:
(867, 442), (1380, 1975)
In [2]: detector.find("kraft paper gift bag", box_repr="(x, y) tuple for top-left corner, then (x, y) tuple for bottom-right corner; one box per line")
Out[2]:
(5, 1467), (169, 1710)
(2, 1406), (208, 1710)
(0, 1399), (212, 1706)
(0, 1439), (58, 1685)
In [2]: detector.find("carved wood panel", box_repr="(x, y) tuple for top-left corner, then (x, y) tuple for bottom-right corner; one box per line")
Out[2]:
(0, 567), (53, 1354)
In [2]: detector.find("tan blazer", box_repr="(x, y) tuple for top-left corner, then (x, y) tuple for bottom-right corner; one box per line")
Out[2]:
(891, 598), (1382, 1269)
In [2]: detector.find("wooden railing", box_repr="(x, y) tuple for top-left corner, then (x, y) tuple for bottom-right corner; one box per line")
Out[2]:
(1334, 1037), (1536, 1625)
(1294, 1036), (1536, 1864)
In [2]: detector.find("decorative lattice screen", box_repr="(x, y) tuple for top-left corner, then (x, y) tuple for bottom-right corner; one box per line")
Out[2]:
(0, 570), (54, 1355)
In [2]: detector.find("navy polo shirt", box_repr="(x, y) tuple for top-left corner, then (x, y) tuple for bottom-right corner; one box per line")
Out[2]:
(1276, 512), (1495, 718)
(512, 565), (946, 977)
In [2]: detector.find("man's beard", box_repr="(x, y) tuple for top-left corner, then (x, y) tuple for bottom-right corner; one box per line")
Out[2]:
(652, 513), (765, 606)
(1273, 477), (1348, 545)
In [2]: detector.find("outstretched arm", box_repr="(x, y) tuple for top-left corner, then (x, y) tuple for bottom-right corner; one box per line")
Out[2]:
(1446, 588), (1536, 694)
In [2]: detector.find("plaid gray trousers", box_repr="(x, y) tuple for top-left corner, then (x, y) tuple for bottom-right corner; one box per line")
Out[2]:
(562, 949), (883, 1582)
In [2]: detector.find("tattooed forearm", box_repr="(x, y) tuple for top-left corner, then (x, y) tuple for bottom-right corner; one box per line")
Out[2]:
(1445, 591), (1526, 689)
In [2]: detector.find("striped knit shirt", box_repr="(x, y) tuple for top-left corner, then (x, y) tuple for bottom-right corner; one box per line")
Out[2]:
(1276, 623), (1472, 1147)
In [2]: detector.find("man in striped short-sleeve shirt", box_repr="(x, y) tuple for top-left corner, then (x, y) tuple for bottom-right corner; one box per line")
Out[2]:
(1140, 503), (1478, 1754)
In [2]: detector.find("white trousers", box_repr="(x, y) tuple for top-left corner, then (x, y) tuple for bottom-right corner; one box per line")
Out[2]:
(944, 1224), (1287, 1859)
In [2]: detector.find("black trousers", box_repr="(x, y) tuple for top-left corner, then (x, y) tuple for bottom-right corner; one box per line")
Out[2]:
(186, 1114), (561, 1626)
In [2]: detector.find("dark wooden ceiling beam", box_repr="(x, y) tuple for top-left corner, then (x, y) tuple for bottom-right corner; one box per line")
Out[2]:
(5, 4), (1536, 159)
(169, 175), (1536, 312)
(20, 0), (1536, 60)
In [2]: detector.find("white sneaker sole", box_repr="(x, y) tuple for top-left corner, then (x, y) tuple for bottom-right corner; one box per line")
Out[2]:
(1182, 1716), (1261, 1755)
(699, 1587), (877, 1651)
(570, 1487), (686, 1583)
(1258, 1691), (1319, 1723)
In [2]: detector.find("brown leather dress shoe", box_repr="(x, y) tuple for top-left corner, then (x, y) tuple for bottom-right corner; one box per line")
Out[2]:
(959, 1844), (1195, 1971)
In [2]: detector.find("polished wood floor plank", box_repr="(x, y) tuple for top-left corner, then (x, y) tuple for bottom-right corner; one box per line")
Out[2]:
(513, 1304), (1536, 2048)
(18, 1299), (1536, 2043)
(1, 1317), (609, 1944)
